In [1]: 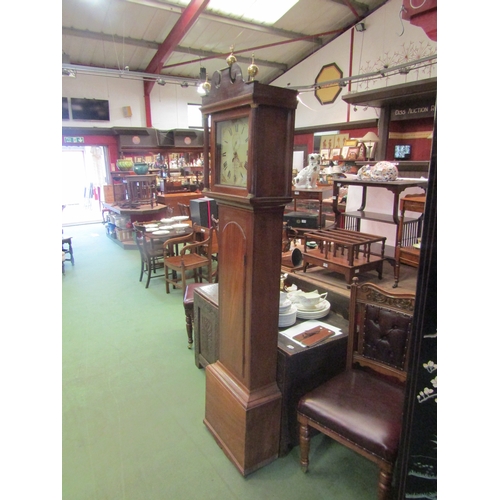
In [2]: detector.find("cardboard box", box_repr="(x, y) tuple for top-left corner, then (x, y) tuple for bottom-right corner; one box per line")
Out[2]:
(190, 197), (218, 228)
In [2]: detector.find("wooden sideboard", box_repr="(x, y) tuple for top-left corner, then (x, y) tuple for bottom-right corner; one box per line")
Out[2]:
(193, 281), (349, 456)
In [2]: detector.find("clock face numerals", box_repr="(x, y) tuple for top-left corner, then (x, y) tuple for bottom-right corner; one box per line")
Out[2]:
(217, 117), (249, 187)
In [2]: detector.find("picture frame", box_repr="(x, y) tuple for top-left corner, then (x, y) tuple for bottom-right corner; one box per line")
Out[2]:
(330, 148), (341, 159)
(344, 139), (358, 147)
(356, 142), (366, 161)
(341, 146), (350, 159)
(320, 148), (330, 161)
(346, 147), (359, 160)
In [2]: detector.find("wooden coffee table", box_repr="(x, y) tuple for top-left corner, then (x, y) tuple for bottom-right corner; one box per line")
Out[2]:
(302, 227), (386, 283)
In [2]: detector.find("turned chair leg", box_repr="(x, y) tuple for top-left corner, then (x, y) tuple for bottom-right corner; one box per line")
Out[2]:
(298, 421), (310, 473)
(185, 309), (194, 349)
(377, 468), (393, 500)
(145, 259), (152, 288)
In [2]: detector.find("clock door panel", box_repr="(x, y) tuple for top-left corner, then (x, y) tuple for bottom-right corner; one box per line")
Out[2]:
(218, 218), (247, 378)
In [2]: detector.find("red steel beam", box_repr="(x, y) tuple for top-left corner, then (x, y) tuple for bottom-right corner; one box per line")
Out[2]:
(143, 0), (209, 125)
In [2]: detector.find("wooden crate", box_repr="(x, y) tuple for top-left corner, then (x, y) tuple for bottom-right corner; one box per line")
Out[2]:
(103, 184), (126, 202)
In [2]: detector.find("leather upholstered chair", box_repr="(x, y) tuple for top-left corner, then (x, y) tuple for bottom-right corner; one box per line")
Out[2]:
(163, 224), (213, 293)
(297, 278), (415, 500)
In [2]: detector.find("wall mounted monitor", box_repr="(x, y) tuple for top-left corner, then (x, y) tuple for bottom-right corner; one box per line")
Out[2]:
(70, 98), (110, 121)
(394, 144), (411, 160)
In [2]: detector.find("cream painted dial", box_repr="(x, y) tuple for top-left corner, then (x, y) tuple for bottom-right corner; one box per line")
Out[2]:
(218, 116), (249, 187)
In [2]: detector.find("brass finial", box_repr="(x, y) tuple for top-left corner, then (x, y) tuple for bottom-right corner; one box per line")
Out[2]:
(226, 45), (237, 67)
(201, 79), (211, 94)
(247, 53), (259, 81)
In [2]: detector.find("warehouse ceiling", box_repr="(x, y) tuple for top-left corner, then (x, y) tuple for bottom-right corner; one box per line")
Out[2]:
(62, 0), (389, 88)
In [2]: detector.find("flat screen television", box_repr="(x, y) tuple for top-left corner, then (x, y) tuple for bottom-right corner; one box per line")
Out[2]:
(70, 98), (110, 121)
(394, 144), (411, 160)
(62, 97), (69, 120)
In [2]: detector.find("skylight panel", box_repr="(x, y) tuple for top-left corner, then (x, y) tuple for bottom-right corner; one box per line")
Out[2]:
(176, 0), (299, 24)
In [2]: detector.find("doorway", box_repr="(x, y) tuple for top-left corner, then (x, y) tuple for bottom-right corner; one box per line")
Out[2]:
(62, 146), (109, 226)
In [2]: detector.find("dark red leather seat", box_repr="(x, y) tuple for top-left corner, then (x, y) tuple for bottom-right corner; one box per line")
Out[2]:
(297, 278), (415, 500)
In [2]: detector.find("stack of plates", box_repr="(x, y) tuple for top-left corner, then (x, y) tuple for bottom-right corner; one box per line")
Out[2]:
(160, 218), (175, 224)
(296, 300), (331, 320)
(279, 299), (297, 328)
(152, 230), (170, 236)
(172, 223), (190, 233)
(172, 215), (190, 222)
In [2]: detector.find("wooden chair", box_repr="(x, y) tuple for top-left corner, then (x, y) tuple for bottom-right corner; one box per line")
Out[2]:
(133, 227), (165, 288)
(297, 278), (415, 500)
(163, 224), (213, 293)
(62, 236), (75, 266)
(178, 202), (191, 218)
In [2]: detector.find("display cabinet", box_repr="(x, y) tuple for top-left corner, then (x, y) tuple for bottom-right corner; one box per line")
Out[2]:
(332, 177), (427, 259)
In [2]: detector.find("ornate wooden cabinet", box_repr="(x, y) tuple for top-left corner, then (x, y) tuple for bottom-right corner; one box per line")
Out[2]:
(200, 62), (298, 476)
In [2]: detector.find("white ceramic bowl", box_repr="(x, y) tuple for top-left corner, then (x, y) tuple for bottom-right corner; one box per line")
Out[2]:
(279, 299), (292, 313)
(279, 304), (297, 328)
(160, 218), (175, 224)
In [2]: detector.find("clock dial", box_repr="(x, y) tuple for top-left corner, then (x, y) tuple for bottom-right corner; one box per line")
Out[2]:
(218, 117), (249, 187)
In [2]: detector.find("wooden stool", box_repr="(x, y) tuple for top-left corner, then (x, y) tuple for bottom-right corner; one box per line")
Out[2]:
(183, 283), (207, 349)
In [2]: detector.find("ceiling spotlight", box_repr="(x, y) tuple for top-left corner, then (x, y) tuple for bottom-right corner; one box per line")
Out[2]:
(180, 81), (189, 88)
(355, 22), (366, 32)
(353, 106), (358, 112)
(157, 78), (167, 86)
(62, 68), (76, 78)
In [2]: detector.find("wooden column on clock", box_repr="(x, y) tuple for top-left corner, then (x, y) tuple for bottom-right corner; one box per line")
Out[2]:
(201, 63), (298, 476)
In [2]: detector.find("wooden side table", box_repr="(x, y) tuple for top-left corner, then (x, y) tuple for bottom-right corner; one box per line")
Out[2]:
(394, 194), (426, 287)
(291, 186), (333, 228)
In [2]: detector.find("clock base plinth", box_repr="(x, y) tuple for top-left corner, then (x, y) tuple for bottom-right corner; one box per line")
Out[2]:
(204, 361), (282, 476)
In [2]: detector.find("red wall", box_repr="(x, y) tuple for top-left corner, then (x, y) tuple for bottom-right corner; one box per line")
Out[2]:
(387, 117), (433, 162)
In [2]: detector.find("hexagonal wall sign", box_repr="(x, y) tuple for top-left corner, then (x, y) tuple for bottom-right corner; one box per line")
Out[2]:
(314, 63), (343, 105)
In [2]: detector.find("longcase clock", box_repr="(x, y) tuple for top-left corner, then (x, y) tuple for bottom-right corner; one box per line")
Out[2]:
(201, 63), (297, 476)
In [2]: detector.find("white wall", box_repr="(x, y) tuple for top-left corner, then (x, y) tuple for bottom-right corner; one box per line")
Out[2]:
(62, 76), (203, 130)
(61, 0), (436, 131)
(272, 0), (436, 128)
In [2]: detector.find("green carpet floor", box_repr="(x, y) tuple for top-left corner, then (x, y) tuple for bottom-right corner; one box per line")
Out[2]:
(62, 223), (379, 500)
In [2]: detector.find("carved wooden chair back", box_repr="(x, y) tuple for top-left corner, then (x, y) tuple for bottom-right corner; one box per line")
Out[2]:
(347, 278), (415, 383)
(297, 278), (415, 500)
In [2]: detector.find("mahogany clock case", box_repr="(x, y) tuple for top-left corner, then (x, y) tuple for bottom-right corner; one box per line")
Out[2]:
(201, 64), (298, 200)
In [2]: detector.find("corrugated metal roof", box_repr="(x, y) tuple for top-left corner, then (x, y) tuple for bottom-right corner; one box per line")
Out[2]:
(62, 0), (388, 85)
